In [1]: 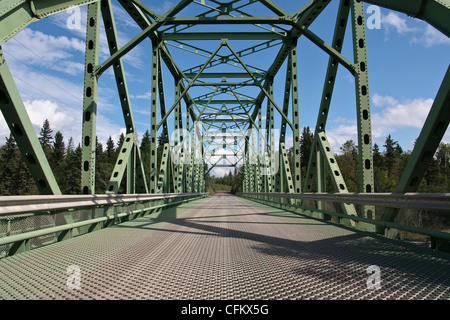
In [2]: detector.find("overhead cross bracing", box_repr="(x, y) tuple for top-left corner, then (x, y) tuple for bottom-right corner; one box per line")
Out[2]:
(0, 0), (449, 258)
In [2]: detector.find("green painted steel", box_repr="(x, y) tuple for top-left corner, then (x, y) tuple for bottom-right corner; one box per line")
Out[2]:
(81, 2), (100, 195)
(0, 0), (97, 45)
(364, 0), (450, 37)
(0, 193), (205, 257)
(0, 50), (61, 195)
(0, 0), (448, 250)
(378, 66), (450, 237)
(351, 0), (375, 197)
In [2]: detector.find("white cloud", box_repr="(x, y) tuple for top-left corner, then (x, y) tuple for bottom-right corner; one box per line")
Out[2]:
(326, 118), (357, 153)
(381, 11), (449, 47)
(371, 95), (433, 134)
(382, 12), (416, 34)
(25, 99), (77, 131)
(326, 94), (435, 153)
(412, 24), (450, 47)
(4, 28), (85, 75)
(372, 93), (398, 107)
(133, 91), (152, 99)
(0, 99), (81, 144)
(149, 1), (175, 14)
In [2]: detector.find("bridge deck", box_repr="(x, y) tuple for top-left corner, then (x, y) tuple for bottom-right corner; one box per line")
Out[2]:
(0, 195), (449, 300)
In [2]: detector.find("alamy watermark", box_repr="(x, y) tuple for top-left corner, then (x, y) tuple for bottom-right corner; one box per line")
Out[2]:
(366, 265), (381, 290)
(66, 6), (81, 30)
(170, 121), (280, 175)
(63, 5), (382, 31)
(66, 265), (81, 290)
(366, 5), (381, 30)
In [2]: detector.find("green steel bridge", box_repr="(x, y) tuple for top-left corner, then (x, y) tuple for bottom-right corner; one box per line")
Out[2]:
(0, 0), (449, 300)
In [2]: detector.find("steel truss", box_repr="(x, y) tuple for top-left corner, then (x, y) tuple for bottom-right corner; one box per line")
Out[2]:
(0, 0), (448, 241)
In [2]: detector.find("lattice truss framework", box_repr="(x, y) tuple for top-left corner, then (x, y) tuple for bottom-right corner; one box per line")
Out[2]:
(0, 0), (449, 233)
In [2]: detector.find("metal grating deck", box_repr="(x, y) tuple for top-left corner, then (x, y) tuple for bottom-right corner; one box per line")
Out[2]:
(0, 195), (449, 300)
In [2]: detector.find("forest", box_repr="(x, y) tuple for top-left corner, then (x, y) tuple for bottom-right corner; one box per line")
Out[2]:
(1, 120), (449, 196)
(211, 126), (450, 194)
(1, 120), (449, 240)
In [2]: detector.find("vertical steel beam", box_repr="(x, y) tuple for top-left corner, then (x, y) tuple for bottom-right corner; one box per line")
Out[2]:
(266, 80), (275, 192)
(290, 41), (302, 193)
(81, 2), (100, 194)
(101, 0), (147, 194)
(351, 0), (374, 192)
(173, 77), (184, 193)
(257, 104), (263, 193)
(158, 56), (169, 148)
(0, 50), (61, 195)
(149, 40), (160, 193)
(351, 0), (375, 220)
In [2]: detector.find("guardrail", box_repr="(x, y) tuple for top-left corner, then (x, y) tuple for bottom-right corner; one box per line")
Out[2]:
(240, 192), (450, 242)
(0, 193), (207, 258)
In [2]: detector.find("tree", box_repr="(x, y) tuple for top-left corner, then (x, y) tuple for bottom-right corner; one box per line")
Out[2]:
(436, 142), (450, 167)
(49, 131), (66, 187)
(39, 119), (53, 158)
(157, 132), (169, 147)
(300, 126), (314, 168)
(67, 137), (75, 153)
(51, 131), (66, 166)
(383, 134), (402, 180)
(105, 136), (116, 164)
(95, 137), (112, 193)
(0, 134), (36, 195)
(140, 130), (151, 185)
(336, 140), (358, 192)
(117, 132), (125, 151)
(0, 135), (18, 194)
(60, 143), (82, 194)
(373, 143), (389, 192)
(340, 139), (358, 160)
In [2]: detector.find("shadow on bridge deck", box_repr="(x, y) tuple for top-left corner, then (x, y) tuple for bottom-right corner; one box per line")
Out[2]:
(0, 195), (449, 300)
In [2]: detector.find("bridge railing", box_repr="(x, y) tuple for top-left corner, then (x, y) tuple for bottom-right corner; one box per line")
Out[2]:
(0, 193), (206, 258)
(240, 192), (450, 245)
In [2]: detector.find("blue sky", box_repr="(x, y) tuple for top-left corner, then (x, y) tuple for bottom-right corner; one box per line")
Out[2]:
(1, 0), (449, 177)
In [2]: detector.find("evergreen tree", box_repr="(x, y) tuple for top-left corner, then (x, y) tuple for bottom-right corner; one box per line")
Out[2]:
(158, 132), (169, 147)
(67, 137), (75, 153)
(373, 143), (388, 192)
(61, 143), (82, 194)
(95, 137), (112, 193)
(383, 134), (402, 180)
(141, 130), (151, 154)
(51, 131), (66, 166)
(0, 135), (18, 194)
(300, 126), (314, 167)
(105, 136), (116, 164)
(436, 142), (450, 167)
(140, 130), (151, 185)
(336, 140), (358, 192)
(49, 131), (66, 188)
(117, 132), (125, 152)
(0, 134), (36, 194)
(39, 119), (53, 158)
